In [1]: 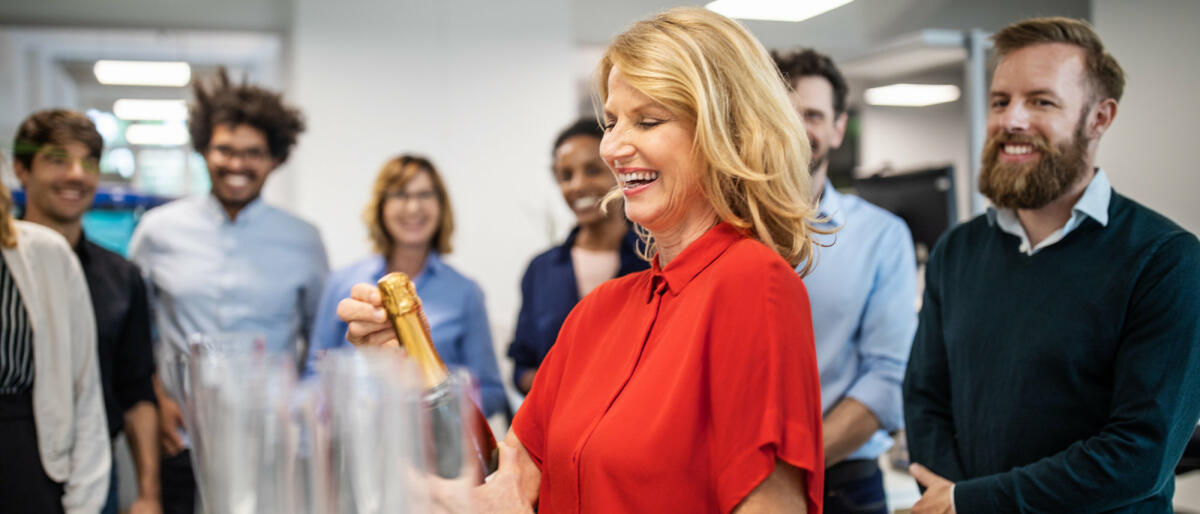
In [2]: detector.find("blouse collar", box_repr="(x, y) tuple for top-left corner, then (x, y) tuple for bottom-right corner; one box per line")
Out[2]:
(649, 222), (744, 297)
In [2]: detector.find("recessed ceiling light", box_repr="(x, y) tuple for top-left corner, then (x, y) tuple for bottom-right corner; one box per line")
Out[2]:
(865, 83), (961, 107)
(125, 122), (189, 146)
(113, 99), (188, 121)
(94, 60), (191, 87)
(705, 0), (854, 22)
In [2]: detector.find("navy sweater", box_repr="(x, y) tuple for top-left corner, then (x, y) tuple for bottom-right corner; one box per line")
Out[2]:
(904, 192), (1200, 513)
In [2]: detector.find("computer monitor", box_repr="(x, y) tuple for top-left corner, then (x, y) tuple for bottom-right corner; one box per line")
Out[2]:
(852, 166), (956, 263)
(11, 188), (172, 257)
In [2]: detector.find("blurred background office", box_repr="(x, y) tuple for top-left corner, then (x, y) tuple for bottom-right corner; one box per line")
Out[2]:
(1, 0), (1196, 512)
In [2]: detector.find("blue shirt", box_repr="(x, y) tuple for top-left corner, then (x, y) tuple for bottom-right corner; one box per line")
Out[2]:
(308, 252), (508, 417)
(802, 181), (918, 460)
(129, 194), (329, 405)
(987, 169), (1112, 255)
(506, 226), (648, 390)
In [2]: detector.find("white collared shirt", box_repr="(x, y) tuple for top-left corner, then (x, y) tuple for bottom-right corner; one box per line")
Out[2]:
(985, 169), (1112, 255)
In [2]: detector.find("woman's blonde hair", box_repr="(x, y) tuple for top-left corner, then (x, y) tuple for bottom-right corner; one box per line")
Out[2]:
(364, 154), (454, 256)
(597, 7), (824, 274)
(0, 180), (16, 248)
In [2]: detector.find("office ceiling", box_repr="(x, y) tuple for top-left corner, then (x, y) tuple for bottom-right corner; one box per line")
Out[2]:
(572, 0), (1091, 62)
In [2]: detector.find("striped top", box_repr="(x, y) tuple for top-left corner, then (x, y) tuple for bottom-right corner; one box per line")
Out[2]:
(0, 254), (34, 394)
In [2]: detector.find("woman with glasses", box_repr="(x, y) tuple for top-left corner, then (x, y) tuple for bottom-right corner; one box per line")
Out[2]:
(307, 155), (507, 418)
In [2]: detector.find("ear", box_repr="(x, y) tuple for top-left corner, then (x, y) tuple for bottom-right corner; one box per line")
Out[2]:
(830, 111), (849, 150)
(1088, 98), (1118, 139)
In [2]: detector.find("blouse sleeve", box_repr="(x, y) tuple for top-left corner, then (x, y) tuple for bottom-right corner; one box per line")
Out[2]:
(708, 270), (824, 514)
(304, 271), (351, 377)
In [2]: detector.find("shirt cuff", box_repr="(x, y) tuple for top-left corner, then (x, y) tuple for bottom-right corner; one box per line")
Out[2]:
(844, 371), (904, 432)
(951, 484), (957, 514)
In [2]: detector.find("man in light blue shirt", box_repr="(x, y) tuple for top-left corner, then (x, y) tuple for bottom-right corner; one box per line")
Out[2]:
(128, 69), (328, 514)
(775, 49), (918, 514)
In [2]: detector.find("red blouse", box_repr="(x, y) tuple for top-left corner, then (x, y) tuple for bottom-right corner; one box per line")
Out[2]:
(513, 223), (824, 513)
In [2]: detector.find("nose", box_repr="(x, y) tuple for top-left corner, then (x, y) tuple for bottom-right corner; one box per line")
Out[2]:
(599, 124), (634, 167)
(64, 159), (89, 180)
(561, 172), (582, 196)
(803, 124), (819, 145)
(402, 196), (422, 214)
(999, 102), (1031, 133)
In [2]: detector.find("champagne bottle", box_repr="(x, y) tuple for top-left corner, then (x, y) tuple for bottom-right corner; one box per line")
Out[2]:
(376, 272), (499, 479)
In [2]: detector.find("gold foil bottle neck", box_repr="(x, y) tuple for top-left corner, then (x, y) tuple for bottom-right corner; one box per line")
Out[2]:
(376, 271), (499, 478)
(377, 272), (448, 387)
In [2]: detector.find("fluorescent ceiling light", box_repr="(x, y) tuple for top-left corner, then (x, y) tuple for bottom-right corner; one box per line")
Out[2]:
(94, 60), (191, 87)
(125, 122), (189, 146)
(706, 0), (854, 22)
(113, 99), (188, 121)
(864, 83), (961, 107)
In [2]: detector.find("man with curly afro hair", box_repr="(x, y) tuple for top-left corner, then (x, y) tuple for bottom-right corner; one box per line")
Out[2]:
(128, 67), (329, 514)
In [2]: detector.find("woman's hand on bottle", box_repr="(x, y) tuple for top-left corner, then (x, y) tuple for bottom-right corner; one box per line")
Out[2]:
(470, 439), (537, 513)
(337, 283), (400, 347)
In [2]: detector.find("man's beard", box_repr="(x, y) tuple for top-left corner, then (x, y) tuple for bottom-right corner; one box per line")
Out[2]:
(979, 116), (1090, 210)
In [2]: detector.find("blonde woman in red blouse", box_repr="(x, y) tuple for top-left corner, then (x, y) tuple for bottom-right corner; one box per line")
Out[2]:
(340, 7), (827, 513)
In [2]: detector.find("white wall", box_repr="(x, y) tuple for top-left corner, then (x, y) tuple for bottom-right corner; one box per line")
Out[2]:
(288, 0), (577, 394)
(1095, 2), (1200, 507)
(1093, 0), (1199, 234)
(0, 0), (291, 32)
(857, 69), (973, 221)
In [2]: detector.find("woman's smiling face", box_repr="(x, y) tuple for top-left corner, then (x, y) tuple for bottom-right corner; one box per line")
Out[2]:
(599, 69), (711, 234)
(553, 134), (616, 226)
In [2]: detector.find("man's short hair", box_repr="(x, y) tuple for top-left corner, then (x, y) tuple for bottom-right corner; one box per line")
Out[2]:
(771, 48), (849, 117)
(189, 67), (306, 163)
(12, 109), (103, 170)
(992, 17), (1125, 103)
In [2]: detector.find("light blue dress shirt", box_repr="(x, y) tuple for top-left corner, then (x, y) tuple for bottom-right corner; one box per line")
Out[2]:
(802, 181), (918, 461)
(987, 169), (1112, 254)
(308, 253), (507, 417)
(129, 194), (329, 405)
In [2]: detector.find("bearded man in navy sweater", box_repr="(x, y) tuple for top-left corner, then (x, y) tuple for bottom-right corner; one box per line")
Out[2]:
(903, 17), (1200, 514)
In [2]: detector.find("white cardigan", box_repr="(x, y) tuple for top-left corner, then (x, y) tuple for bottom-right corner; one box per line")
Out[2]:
(1, 221), (109, 513)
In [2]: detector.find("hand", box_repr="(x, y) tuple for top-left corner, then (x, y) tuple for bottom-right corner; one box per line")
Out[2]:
(425, 440), (532, 514)
(337, 283), (399, 347)
(128, 496), (163, 514)
(910, 463), (954, 514)
(472, 440), (535, 514)
(158, 394), (185, 457)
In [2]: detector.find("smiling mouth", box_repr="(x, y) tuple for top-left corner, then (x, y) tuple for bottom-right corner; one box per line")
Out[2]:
(54, 187), (87, 202)
(396, 217), (432, 230)
(1002, 143), (1036, 156)
(573, 196), (601, 210)
(618, 171), (659, 190)
(221, 173), (252, 188)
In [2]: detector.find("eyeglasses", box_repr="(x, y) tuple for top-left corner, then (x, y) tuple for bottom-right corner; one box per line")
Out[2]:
(37, 148), (100, 175)
(209, 144), (271, 165)
(385, 190), (438, 203)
